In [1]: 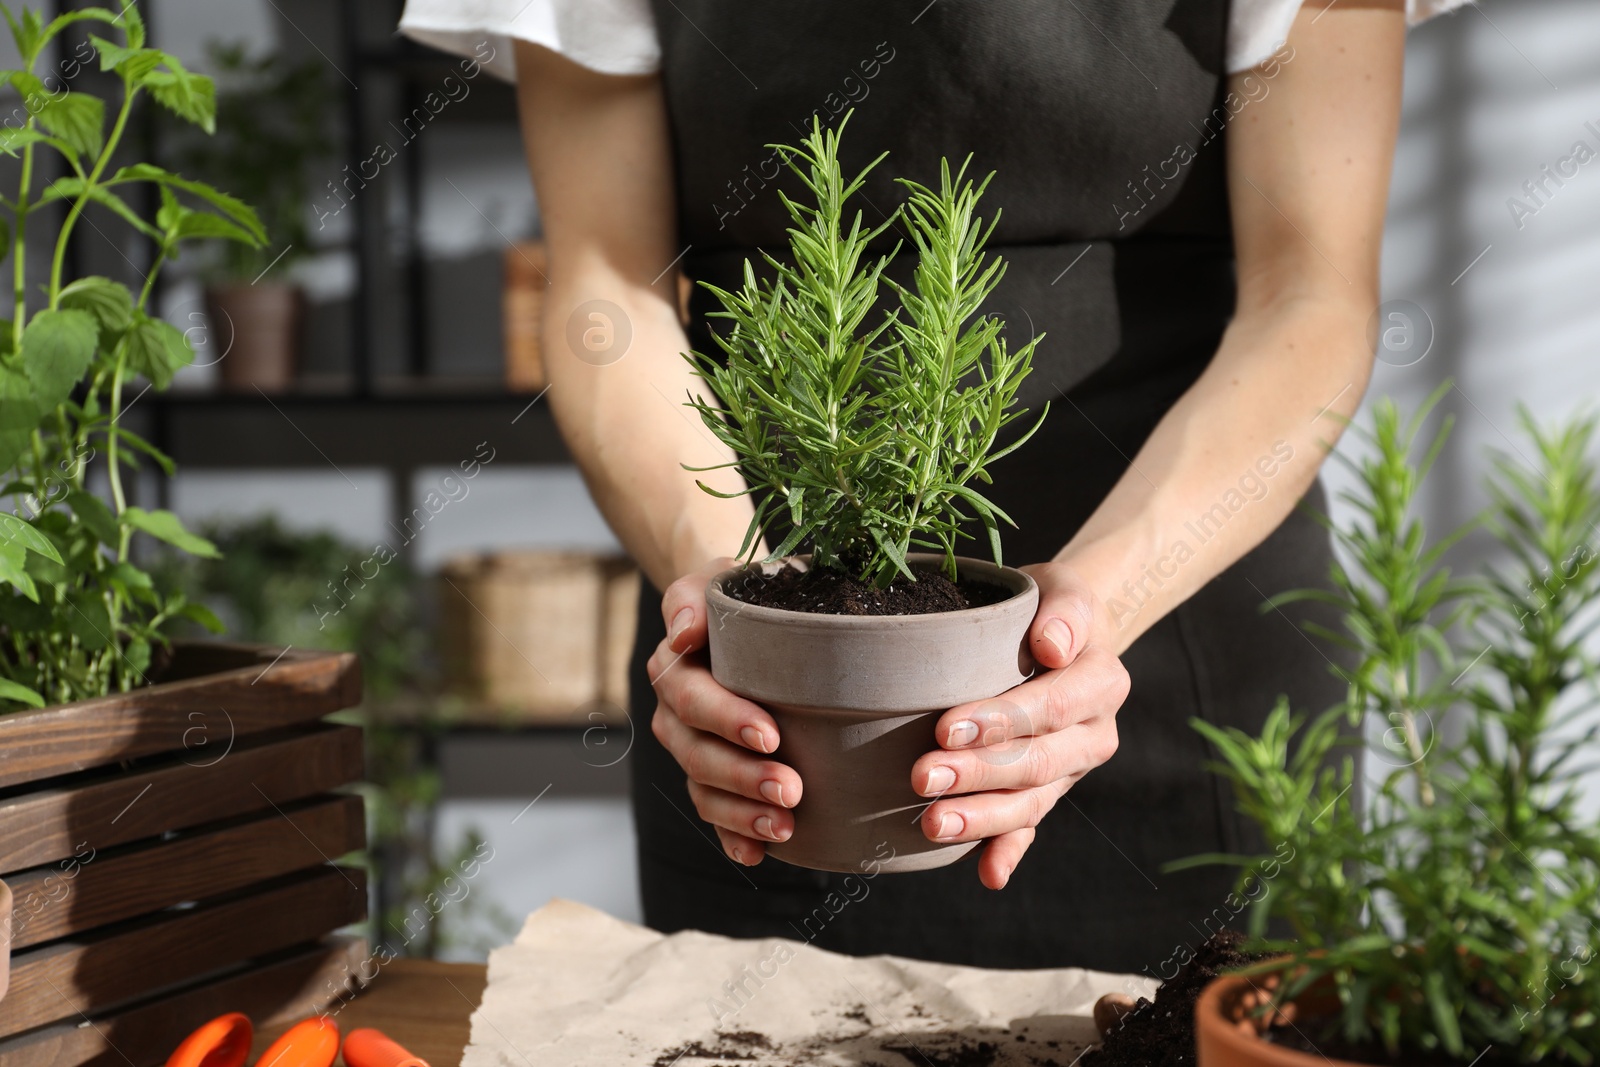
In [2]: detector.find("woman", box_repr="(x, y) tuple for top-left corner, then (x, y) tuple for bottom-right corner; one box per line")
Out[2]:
(401, 0), (1458, 972)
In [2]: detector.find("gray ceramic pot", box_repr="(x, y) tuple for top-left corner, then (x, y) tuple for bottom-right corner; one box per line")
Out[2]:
(705, 554), (1038, 873)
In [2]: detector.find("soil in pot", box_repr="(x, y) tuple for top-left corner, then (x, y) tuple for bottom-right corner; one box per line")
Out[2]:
(723, 561), (1012, 615)
(1085, 930), (1262, 1067)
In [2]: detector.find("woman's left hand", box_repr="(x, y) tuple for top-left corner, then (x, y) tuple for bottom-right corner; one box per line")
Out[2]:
(912, 560), (1130, 889)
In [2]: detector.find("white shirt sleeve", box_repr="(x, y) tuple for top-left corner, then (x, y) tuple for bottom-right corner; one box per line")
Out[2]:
(397, 0), (660, 81)
(399, 0), (1472, 81)
(1228, 0), (1476, 73)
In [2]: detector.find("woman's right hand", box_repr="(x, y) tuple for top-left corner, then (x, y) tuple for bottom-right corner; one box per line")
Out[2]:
(647, 558), (804, 866)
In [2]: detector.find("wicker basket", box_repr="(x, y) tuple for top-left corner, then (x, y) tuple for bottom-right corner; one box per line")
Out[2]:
(438, 551), (640, 722)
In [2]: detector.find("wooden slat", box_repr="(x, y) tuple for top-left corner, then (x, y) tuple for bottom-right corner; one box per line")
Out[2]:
(0, 937), (367, 1067)
(0, 866), (367, 1038)
(0, 643), (361, 789)
(7, 795), (365, 949)
(0, 725), (363, 874)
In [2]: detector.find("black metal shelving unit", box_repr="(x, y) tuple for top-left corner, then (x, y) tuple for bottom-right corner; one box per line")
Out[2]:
(143, 0), (553, 529)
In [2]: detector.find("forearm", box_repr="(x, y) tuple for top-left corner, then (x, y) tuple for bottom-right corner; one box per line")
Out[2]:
(542, 270), (754, 591)
(1058, 295), (1372, 651)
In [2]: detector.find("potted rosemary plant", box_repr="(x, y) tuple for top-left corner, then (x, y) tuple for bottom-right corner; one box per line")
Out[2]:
(687, 118), (1047, 872)
(1184, 388), (1600, 1066)
(0, 5), (366, 1043)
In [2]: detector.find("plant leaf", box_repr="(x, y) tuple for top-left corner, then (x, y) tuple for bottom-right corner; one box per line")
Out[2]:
(0, 366), (39, 471)
(122, 506), (220, 558)
(65, 488), (118, 545)
(0, 676), (44, 709)
(59, 276), (134, 338)
(35, 92), (104, 159)
(123, 313), (193, 389)
(0, 511), (63, 564)
(21, 308), (98, 410)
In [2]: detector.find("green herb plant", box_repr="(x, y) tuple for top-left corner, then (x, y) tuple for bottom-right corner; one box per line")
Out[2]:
(0, 2), (266, 710)
(685, 115), (1046, 588)
(1181, 384), (1600, 1063)
(163, 40), (333, 282)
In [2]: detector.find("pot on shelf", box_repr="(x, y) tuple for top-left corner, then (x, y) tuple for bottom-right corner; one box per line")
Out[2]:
(206, 281), (303, 392)
(705, 554), (1038, 873)
(1196, 971), (1369, 1067)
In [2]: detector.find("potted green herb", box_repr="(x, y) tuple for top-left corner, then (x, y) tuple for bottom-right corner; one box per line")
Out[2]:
(165, 42), (332, 392)
(0, 4), (365, 1030)
(687, 118), (1047, 872)
(1184, 388), (1600, 1065)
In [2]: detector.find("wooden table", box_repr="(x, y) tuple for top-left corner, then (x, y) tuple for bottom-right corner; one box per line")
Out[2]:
(253, 960), (487, 1067)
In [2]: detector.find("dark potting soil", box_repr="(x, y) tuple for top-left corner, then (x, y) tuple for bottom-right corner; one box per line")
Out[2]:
(725, 563), (1011, 616)
(1080, 930), (1262, 1067)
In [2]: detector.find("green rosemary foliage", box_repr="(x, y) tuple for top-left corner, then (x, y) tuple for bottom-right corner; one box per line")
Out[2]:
(684, 115), (1046, 587)
(1180, 385), (1600, 1063)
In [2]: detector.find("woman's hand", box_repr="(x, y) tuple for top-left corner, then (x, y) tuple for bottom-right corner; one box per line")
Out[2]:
(647, 558), (805, 867)
(912, 561), (1130, 890)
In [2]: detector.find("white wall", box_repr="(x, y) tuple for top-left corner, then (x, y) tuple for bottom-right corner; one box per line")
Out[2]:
(1331, 0), (1600, 813)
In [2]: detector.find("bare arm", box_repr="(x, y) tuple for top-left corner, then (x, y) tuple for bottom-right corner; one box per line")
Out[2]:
(512, 41), (751, 592)
(1055, 0), (1407, 648)
(909, 0), (1408, 889)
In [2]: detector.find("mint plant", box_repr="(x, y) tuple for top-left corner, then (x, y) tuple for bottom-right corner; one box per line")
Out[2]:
(684, 116), (1046, 588)
(0, 2), (265, 709)
(1181, 386), (1600, 1063)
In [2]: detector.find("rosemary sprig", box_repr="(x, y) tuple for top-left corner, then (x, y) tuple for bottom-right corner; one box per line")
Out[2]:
(684, 114), (1046, 587)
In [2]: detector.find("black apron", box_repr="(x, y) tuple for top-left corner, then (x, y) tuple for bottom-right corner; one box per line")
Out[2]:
(627, 0), (1349, 974)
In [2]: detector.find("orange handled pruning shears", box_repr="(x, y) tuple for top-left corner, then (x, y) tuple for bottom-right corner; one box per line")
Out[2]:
(343, 1028), (432, 1067)
(165, 1015), (341, 1067)
(165, 1012), (253, 1067)
(255, 1017), (341, 1067)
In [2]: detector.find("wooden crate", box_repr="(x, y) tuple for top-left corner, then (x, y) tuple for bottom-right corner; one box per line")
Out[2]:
(0, 644), (368, 1066)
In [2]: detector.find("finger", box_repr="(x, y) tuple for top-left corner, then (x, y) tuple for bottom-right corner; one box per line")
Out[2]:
(652, 704), (802, 806)
(917, 716), (1119, 796)
(687, 779), (794, 844)
(932, 645), (1128, 748)
(648, 645), (781, 754)
(978, 828), (1035, 890)
(1020, 562), (1098, 671)
(920, 780), (1070, 844)
(661, 556), (740, 654)
(715, 825), (767, 866)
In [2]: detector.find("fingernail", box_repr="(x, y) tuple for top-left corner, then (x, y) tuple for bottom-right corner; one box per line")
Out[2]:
(996, 865), (1013, 889)
(946, 720), (978, 747)
(935, 812), (964, 840)
(730, 845), (745, 864)
(759, 780), (786, 807)
(755, 816), (788, 841)
(668, 607), (694, 647)
(1041, 618), (1072, 661)
(923, 765), (956, 795)
(740, 725), (770, 753)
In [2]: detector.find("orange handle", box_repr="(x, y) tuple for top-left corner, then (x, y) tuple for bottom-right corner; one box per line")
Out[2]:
(343, 1028), (431, 1067)
(165, 1012), (253, 1067)
(255, 1016), (340, 1067)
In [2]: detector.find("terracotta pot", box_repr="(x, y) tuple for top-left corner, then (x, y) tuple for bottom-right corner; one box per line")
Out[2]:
(705, 554), (1038, 873)
(1196, 972), (1369, 1067)
(206, 282), (302, 392)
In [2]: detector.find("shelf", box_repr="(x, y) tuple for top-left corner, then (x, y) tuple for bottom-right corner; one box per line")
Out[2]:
(148, 389), (568, 470)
